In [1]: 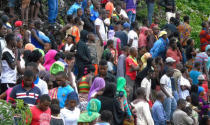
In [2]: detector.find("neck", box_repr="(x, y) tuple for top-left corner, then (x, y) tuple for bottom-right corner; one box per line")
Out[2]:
(23, 86), (32, 91)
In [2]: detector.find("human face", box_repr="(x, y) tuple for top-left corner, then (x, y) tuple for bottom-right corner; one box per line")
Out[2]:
(23, 76), (34, 87)
(85, 8), (90, 16)
(39, 100), (51, 111)
(99, 65), (107, 76)
(56, 74), (66, 87)
(171, 42), (177, 50)
(67, 100), (77, 111)
(162, 34), (167, 40)
(26, 66), (38, 77)
(77, 10), (83, 17)
(17, 39), (23, 49)
(88, 34), (95, 42)
(44, 43), (51, 52)
(11, 38), (17, 52)
(152, 27), (159, 35)
(66, 36), (73, 44)
(116, 6), (121, 13)
(0, 25), (7, 37)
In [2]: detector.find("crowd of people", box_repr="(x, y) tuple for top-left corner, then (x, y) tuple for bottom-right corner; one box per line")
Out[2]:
(0, 0), (210, 125)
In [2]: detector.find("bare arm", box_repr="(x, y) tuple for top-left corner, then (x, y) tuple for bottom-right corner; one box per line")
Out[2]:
(160, 84), (171, 97)
(96, 25), (103, 46)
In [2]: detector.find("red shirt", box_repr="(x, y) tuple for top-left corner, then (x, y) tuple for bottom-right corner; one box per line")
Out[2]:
(200, 29), (210, 52)
(30, 106), (51, 125)
(166, 48), (182, 68)
(126, 56), (138, 80)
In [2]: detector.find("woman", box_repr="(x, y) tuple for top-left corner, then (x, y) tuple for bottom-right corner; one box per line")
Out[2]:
(200, 22), (210, 52)
(88, 77), (106, 101)
(97, 83), (125, 125)
(29, 49), (45, 71)
(60, 91), (80, 125)
(138, 27), (149, 48)
(62, 35), (76, 53)
(78, 99), (101, 125)
(43, 49), (58, 71)
(131, 87), (154, 125)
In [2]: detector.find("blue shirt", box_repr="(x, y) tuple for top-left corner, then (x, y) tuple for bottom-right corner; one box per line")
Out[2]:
(150, 38), (169, 58)
(189, 70), (201, 85)
(57, 85), (74, 108)
(152, 100), (166, 125)
(90, 6), (99, 21)
(67, 2), (82, 15)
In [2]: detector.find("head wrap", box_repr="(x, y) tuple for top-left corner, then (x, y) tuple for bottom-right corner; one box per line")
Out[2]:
(88, 77), (105, 101)
(36, 48), (45, 57)
(24, 43), (36, 51)
(67, 91), (79, 104)
(117, 77), (127, 97)
(15, 21), (23, 27)
(43, 49), (58, 71)
(50, 61), (65, 75)
(198, 86), (204, 95)
(78, 99), (101, 123)
(158, 31), (167, 38)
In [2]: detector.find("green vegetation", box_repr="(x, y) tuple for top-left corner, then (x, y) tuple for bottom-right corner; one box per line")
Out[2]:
(136, 0), (210, 48)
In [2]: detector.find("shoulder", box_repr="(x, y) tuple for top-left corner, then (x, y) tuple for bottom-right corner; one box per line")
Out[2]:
(12, 84), (22, 91)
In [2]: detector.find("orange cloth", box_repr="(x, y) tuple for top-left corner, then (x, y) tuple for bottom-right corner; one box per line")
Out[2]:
(177, 23), (191, 46)
(93, 64), (98, 76)
(199, 29), (210, 52)
(67, 26), (80, 43)
(25, 43), (36, 51)
(105, 1), (114, 18)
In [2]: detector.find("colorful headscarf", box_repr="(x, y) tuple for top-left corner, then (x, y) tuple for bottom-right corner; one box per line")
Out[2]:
(78, 99), (101, 123)
(198, 86), (204, 95)
(88, 77), (105, 101)
(117, 77), (127, 97)
(43, 50), (58, 71)
(36, 48), (45, 57)
(67, 91), (79, 104)
(50, 61), (65, 75)
(24, 43), (35, 51)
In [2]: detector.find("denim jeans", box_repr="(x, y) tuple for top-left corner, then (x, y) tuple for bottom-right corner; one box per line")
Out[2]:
(163, 97), (177, 121)
(127, 11), (136, 24)
(173, 91), (179, 101)
(147, 2), (154, 26)
(48, 0), (58, 24)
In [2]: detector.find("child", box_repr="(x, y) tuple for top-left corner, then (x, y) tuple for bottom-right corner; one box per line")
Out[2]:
(30, 94), (51, 125)
(56, 71), (75, 108)
(60, 91), (80, 125)
(77, 8), (84, 31)
(9, 70), (41, 107)
(95, 110), (113, 125)
(50, 102), (65, 125)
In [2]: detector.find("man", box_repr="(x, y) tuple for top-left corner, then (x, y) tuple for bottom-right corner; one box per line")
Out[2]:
(150, 31), (169, 59)
(159, 0), (176, 23)
(177, 16), (191, 47)
(152, 92), (167, 125)
(90, 1), (100, 21)
(26, 62), (48, 95)
(146, 0), (155, 26)
(160, 68), (177, 121)
(115, 23), (128, 48)
(67, 0), (82, 16)
(162, 17), (178, 38)
(105, 0), (114, 18)
(128, 22), (139, 49)
(173, 99), (194, 125)
(82, 7), (95, 32)
(48, 0), (58, 24)
(117, 46), (129, 78)
(125, 47), (139, 101)
(147, 26), (159, 51)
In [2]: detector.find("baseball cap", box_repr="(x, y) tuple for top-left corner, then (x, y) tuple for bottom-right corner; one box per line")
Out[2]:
(123, 22), (130, 29)
(15, 21), (23, 27)
(158, 31), (167, 38)
(166, 57), (176, 63)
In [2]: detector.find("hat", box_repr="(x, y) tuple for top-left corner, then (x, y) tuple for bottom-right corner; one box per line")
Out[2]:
(158, 31), (167, 38)
(15, 21), (23, 27)
(166, 57), (176, 63)
(198, 74), (205, 81)
(123, 22), (130, 29)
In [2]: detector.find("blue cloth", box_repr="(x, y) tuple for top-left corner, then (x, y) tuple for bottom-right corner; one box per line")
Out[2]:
(34, 76), (39, 84)
(152, 100), (167, 125)
(82, 0), (87, 9)
(48, 0), (58, 23)
(198, 86), (204, 95)
(31, 29), (43, 49)
(147, 2), (155, 25)
(150, 38), (169, 58)
(125, 0), (137, 10)
(90, 6), (99, 21)
(189, 70), (202, 85)
(163, 97), (177, 121)
(39, 32), (51, 43)
(127, 11), (136, 24)
(57, 85), (74, 108)
(67, 2), (82, 15)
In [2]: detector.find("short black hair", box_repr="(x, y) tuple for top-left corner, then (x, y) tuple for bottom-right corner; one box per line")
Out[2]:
(55, 52), (65, 60)
(56, 71), (67, 78)
(51, 99), (60, 105)
(131, 21), (139, 30)
(65, 52), (75, 60)
(136, 87), (145, 97)
(5, 33), (15, 44)
(87, 65), (96, 73)
(191, 85), (198, 93)
(67, 15), (73, 22)
(177, 99), (186, 107)
(74, 17), (81, 24)
(100, 110), (113, 122)
(107, 40), (113, 46)
(183, 16), (189, 22)
(50, 104), (60, 115)
(201, 21), (207, 28)
(99, 59), (107, 66)
(24, 69), (35, 78)
(121, 46), (129, 52)
(169, 37), (177, 46)
(40, 94), (51, 103)
(186, 38), (193, 46)
(26, 62), (38, 69)
(29, 50), (42, 63)
(194, 61), (201, 68)
(77, 8), (83, 12)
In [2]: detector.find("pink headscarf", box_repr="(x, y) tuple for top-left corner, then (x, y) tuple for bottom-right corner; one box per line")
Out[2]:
(43, 50), (58, 71)
(138, 27), (149, 48)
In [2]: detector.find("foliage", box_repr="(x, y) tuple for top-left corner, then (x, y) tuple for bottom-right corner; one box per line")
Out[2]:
(0, 99), (32, 125)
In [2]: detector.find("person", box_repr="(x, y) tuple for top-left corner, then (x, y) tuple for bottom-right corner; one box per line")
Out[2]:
(125, 47), (139, 101)
(185, 39), (196, 70)
(160, 68), (177, 121)
(117, 46), (129, 78)
(67, 0), (82, 16)
(159, 0), (176, 23)
(200, 22), (210, 52)
(68, 17), (81, 43)
(21, 0), (31, 25)
(60, 91), (80, 125)
(114, 4), (129, 21)
(82, 7), (95, 32)
(9, 70), (41, 107)
(172, 99), (194, 125)
(97, 83), (125, 125)
(78, 98), (101, 124)
(30, 94), (51, 125)
(152, 91), (167, 125)
(128, 22), (139, 49)
(77, 8), (84, 31)
(30, 0), (41, 20)
(43, 49), (58, 71)
(150, 31), (169, 59)
(48, 0), (58, 24)
(166, 38), (182, 68)
(26, 62), (48, 95)
(125, 0), (138, 24)
(90, 1), (100, 21)
(132, 87), (154, 125)
(115, 23), (128, 48)
(189, 62), (202, 85)
(177, 16), (192, 47)
(95, 9), (107, 47)
(147, 26), (159, 51)
(105, 0), (114, 18)
(31, 20), (45, 49)
(55, 71), (74, 108)
(138, 26), (149, 48)
(62, 35), (76, 53)
(205, 45), (210, 73)
(146, 0), (155, 26)
(0, 33), (17, 94)
(95, 110), (113, 125)
(88, 77), (106, 101)
(28, 49), (45, 71)
(50, 103), (64, 125)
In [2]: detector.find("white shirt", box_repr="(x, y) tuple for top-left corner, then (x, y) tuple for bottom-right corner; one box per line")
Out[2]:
(64, 44), (74, 52)
(95, 18), (107, 42)
(120, 9), (128, 18)
(0, 37), (7, 51)
(128, 30), (138, 49)
(160, 74), (173, 97)
(60, 107), (80, 125)
(141, 78), (151, 101)
(132, 101), (154, 125)
(35, 78), (48, 95)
